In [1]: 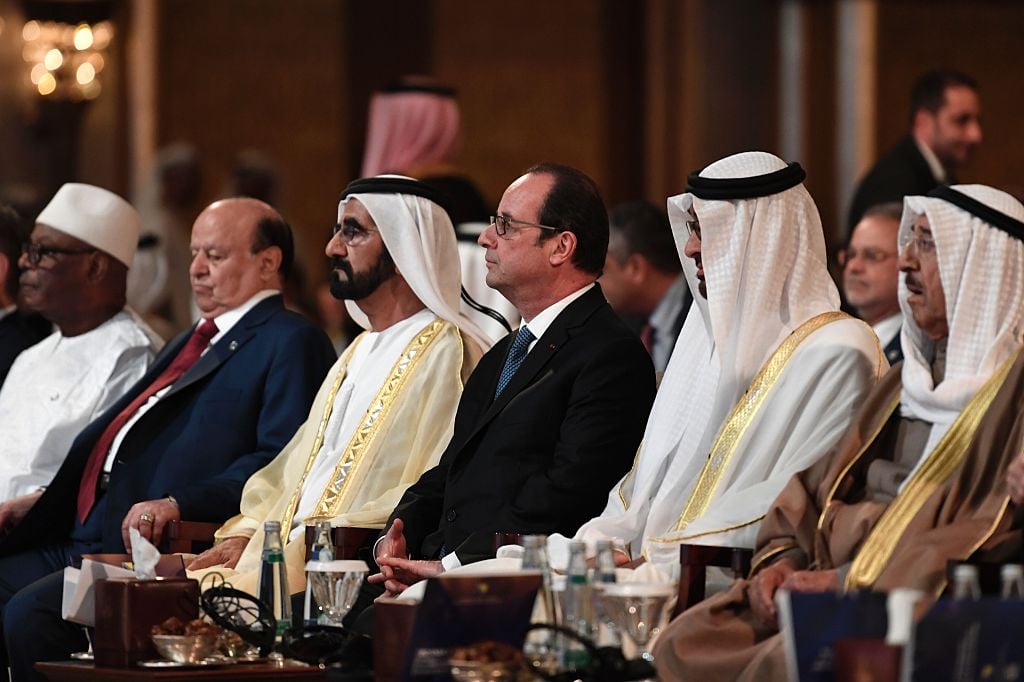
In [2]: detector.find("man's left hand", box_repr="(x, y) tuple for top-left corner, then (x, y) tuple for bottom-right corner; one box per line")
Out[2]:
(121, 498), (181, 551)
(779, 568), (839, 593)
(371, 557), (443, 599)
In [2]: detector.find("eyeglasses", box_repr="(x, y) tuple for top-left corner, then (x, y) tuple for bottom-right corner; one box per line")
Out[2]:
(685, 219), (701, 240)
(21, 242), (96, 267)
(840, 248), (895, 266)
(490, 215), (560, 239)
(332, 221), (375, 247)
(899, 231), (936, 256)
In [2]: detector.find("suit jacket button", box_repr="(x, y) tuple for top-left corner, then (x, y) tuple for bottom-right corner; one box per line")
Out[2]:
(446, 509), (457, 523)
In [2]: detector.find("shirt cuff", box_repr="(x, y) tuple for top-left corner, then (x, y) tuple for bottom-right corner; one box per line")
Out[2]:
(441, 551), (461, 572)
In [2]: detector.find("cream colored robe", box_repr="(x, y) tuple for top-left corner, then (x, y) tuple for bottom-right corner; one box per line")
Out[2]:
(190, 317), (479, 596)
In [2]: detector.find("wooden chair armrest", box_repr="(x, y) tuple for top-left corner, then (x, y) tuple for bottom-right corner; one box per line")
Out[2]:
(675, 543), (754, 617)
(164, 519), (221, 554)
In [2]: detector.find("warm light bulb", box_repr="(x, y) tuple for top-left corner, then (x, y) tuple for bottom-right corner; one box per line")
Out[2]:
(30, 63), (48, 84)
(38, 73), (57, 96)
(92, 22), (113, 49)
(87, 53), (105, 72)
(22, 20), (40, 42)
(44, 48), (63, 70)
(73, 24), (94, 50)
(76, 62), (96, 85)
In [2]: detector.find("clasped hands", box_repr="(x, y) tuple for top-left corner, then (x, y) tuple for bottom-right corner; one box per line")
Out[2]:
(746, 557), (838, 629)
(368, 518), (443, 599)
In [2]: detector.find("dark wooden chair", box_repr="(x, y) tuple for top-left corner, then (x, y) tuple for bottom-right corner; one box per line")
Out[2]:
(164, 519), (221, 554)
(675, 543), (753, 616)
(303, 525), (378, 561)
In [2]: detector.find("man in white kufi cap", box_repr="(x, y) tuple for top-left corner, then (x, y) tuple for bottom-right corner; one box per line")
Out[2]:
(655, 184), (1024, 681)
(551, 151), (885, 572)
(0, 183), (161, 511)
(187, 176), (490, 596)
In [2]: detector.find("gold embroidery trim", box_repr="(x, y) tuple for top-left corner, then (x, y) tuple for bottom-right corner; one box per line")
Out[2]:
(617, 443), (643, 510)
(845, 349), (1020, 590)
(749, 542), (798, 576)
(816, 391), (902, 531)
(671, 311), (851, 533)
(648, 515), (764, 543)
(306, 319), (448, 522)
(278, 335), (366, 534)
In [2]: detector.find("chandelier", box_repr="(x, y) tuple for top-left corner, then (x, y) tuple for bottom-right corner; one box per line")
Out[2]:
(21, 17), (113, 100)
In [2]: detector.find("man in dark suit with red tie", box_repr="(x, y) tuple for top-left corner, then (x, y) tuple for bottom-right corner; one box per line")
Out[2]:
(0, 198), (335, 679)
(362, 164), (656, 607)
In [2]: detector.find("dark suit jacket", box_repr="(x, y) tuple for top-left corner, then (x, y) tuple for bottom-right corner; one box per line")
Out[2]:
(387, 285), (656, 565)
(847, 134), (944, 232)
(0, 309), (50, 388)
(0, 295), (336, 556)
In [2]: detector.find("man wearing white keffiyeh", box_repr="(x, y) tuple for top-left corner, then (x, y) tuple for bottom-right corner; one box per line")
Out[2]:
(185, 176), (492, 597)
(654, 184), (1024, 682)
(549, 151), (884, 572)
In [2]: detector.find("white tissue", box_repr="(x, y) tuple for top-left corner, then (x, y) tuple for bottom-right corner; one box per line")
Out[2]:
(130, 527), (161, 580)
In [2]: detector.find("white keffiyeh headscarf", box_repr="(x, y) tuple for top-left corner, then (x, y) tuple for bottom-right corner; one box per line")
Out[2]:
(898, 184), (1024, 471)
(556, 152), (849, 566)
(339, 175), (495, 351)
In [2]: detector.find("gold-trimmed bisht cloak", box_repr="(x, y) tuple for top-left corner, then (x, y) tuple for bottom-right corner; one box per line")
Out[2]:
(189, 317), (479, 596)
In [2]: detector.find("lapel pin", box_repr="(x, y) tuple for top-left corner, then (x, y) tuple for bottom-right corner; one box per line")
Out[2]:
(549, 343), (556, 349)
(229, 340), (239, 351)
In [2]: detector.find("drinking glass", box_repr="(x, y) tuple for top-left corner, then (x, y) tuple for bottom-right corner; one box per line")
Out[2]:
(596, 583), (676, 663)
(304, 559), (369, 626)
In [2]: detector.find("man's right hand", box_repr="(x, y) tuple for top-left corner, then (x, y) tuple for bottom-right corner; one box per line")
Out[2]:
(186, 536), (249, 570)
(375, 518), (407, 563)
(0, 491), (43, 535)
(746, 557), (798, 628)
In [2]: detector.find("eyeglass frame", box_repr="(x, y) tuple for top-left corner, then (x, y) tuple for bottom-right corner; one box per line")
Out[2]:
(899, 230), (936, 256)
(684, 219), (701, 239)
(489, 215), (561, 239)
(21, 242), (97, 267)
(331, 220), (378, 247)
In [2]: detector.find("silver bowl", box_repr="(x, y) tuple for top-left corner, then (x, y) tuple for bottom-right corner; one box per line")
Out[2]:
(151, 634), (219, 663)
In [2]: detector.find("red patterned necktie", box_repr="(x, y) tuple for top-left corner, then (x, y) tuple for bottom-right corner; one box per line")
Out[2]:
(76, 318), (219, 522)
(639, 323), (655, 355)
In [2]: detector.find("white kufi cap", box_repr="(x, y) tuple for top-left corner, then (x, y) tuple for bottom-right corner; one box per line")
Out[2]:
(35, 183), (140, 267)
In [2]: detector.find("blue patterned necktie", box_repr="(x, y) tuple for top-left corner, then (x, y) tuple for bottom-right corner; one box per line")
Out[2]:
(495, 325), (535, 397)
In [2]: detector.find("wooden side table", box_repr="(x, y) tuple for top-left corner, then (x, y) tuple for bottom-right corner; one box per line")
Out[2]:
(36, 660), (328, 681)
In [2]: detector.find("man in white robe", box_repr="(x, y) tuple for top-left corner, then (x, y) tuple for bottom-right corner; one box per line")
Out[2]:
(0, 184), (160, 508)
(187, 176), (491, 596)
(552, 151), (885, 570)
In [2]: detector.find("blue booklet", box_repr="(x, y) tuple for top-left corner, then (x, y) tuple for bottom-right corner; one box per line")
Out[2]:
(777, 589), (890, 682)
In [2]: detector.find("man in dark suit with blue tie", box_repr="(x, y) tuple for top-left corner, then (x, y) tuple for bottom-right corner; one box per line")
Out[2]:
(0, 198), (335, 679)
(366, 163), (656, 600)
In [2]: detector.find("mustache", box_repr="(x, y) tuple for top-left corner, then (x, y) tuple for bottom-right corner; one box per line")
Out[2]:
(330, 258), (353, 280)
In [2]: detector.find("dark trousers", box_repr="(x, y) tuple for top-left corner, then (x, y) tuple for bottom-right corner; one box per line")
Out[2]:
(0, 544), (91, 682)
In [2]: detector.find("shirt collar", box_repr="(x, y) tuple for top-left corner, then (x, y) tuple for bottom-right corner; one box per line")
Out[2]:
(520, 283), (595, 341)
(648, 275), (688, 332)
(206, 289), (280, 343)
(872, 312), (903, 347)
(914, 136), (947, 183)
